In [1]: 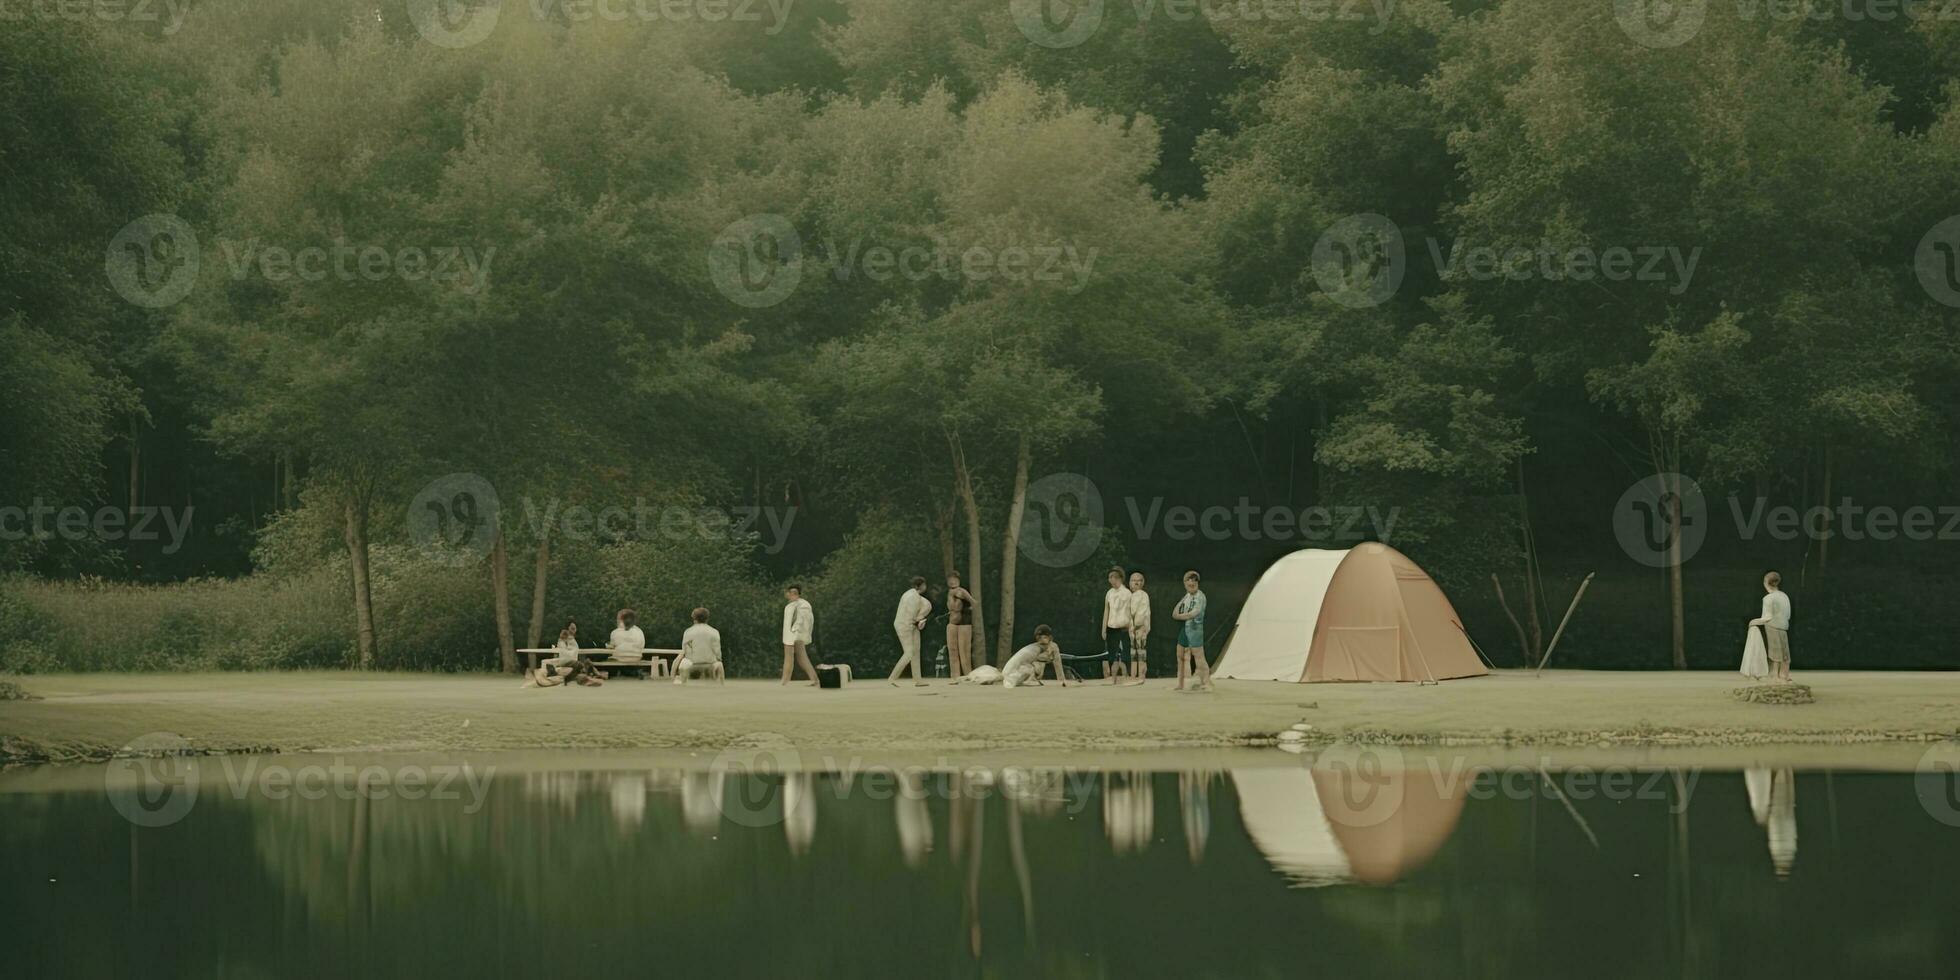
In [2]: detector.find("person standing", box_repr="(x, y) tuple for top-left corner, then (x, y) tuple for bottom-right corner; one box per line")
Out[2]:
(1101, 567), (1132, 685)
(890, 576), (932, 686)
(1172, 570), (1213, 692)
(944, 572), (978, 683)
(781, 585), (819, 686)
(1748, 570), (1793, 683)
(1126, 570), (1152, 684)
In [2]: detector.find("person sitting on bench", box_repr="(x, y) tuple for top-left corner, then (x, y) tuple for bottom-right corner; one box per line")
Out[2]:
(609, 608), (646, 660)
(676, 607), (726, 685)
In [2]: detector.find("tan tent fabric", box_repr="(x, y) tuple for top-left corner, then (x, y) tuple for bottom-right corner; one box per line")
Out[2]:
(1234, 765), (1468, 887)
(1217, 543), (1486, 682)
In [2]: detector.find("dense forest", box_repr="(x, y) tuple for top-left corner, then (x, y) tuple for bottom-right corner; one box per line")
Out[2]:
(3, 0), (1958, 675)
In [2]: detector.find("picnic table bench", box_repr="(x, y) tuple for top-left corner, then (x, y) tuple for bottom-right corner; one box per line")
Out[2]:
(516, 648), (681, 678)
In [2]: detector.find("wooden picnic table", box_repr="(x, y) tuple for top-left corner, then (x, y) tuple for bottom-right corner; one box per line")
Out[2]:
(516, 647), (682, 677)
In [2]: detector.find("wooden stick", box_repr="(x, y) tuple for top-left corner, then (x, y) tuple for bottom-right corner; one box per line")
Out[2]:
(1492, 574), (1531, 666)
(1535, 572), (1596, 675)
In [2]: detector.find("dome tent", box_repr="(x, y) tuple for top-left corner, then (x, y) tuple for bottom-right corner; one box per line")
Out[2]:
(1214, 544), (1486, 683)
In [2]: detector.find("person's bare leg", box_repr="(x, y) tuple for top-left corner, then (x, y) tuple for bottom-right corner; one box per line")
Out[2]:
(1174, 647), (1188, 690)
(794, 642), (820, 685)
(1192, 647), (1214, 690)
(781, 644), (795, 684)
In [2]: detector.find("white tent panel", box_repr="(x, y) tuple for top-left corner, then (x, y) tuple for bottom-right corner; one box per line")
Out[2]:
(1215, 548), (1349, 681)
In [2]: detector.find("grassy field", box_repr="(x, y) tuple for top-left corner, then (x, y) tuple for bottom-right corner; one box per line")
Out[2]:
(2, 669), (1957, 768)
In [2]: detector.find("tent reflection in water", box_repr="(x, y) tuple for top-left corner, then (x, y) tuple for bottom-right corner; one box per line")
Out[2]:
(1232, 764), (1468, 887)
(1215, 544), (1487, 683)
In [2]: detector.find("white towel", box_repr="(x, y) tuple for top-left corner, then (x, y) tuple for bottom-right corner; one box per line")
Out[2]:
(1739, 626), (1769, 681)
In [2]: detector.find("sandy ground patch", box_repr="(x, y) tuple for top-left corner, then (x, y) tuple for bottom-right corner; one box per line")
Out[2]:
(2, 669), (1956, 769)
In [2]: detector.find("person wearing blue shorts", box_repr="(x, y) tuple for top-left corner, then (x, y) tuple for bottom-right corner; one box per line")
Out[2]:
(1172, 570), (1213, 692)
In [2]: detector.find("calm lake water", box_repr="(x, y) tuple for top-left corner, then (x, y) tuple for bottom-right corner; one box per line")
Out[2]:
(4, 753), (1957, 978)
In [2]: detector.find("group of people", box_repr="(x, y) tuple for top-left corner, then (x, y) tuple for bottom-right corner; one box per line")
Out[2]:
(525, 606), (726, 688)
(530, 565), (1220, 691)
(879, 567), (1216, 691)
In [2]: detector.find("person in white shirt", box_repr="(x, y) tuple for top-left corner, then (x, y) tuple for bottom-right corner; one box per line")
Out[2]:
(1747, 570), (1793, 683)
(1001, 625), (1067, 687)
(1101, 567), (1132, 684)
(889, 576), (932, 687)
(676, 607), (725, 685)
(1125, 570), (1152, 683)
(608, 609), (646, 660)
(780, 585), (819, 686)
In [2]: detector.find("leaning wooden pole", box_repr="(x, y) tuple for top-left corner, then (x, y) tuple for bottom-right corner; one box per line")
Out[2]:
(1535, 572), (1596, 675)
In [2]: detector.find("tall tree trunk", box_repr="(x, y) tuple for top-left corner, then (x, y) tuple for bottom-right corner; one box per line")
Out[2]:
(995, 433), (1032, 665)
(344, 496), (377, 669)
(1817, 444), (1833, 577)
(490, 529), (516, 673)
(127, 415), (141, 512)
(1667, 469), (1687, 670)
(526, 529), (551, 649)
(950, 432), (988, 665)
(935, 497), (957, 583)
